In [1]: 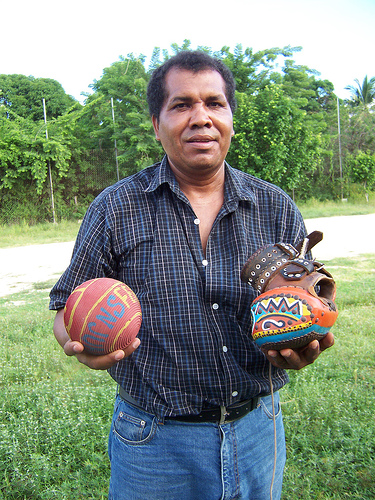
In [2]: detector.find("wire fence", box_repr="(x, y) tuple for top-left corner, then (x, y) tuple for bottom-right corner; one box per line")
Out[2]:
(0, 149), (120, 225)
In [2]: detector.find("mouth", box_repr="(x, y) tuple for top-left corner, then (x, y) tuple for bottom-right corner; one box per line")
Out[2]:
(186, 135), (216, 145)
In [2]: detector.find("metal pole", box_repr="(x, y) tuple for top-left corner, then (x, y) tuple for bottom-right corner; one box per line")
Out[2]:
(111, 97), (120, 182)
(337, 97), (344, 201)
(43, 98), (57, 223)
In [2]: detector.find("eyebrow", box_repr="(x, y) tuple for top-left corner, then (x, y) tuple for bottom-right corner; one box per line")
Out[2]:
(169, 96), (191, 105)
(169, 94), (227, 105)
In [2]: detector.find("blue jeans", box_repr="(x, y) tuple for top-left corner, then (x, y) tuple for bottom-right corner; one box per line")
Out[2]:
(108, 393), (286, 500)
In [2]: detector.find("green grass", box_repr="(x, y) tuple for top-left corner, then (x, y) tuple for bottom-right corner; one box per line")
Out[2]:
(1, 257), (374, 499)
(0, 285), (115, 499)
(281, 255), (375, 499)
(297, 198), (375, 219)
(0, 220), (81, 248)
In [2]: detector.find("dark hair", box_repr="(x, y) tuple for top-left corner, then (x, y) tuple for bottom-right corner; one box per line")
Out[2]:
(147, 50), (237, 120)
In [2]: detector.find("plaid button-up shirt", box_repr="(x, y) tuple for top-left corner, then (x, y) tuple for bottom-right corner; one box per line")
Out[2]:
(50, 156), (307, 419)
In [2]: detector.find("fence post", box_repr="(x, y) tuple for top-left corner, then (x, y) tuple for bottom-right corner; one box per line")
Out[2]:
(337, 97), (344, 201)
(43, 98), (57, 223)
(111, 97), (120, 182)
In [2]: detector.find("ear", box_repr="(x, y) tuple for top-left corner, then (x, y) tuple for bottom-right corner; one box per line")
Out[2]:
(152, 115), (160, 141)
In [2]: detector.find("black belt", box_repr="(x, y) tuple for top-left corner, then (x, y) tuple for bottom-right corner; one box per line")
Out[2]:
(118, 386), (260, 424)
(167, 398), (260, 424)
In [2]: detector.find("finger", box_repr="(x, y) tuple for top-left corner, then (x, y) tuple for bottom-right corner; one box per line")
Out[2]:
(122, 337), (141, 357)
(76, 338), (141, 371)
(320, 331), (335, 351)
(265, 341), (318, 370)
(63, 340), (84, 356)
(76, 350), (124, 370)
(264, 349), (291, 369)
(280, 340), (320, 368)
(274, 348), (304, 370)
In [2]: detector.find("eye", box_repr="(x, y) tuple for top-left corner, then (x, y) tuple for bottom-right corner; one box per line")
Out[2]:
(208, 101), (224, 108)
(172, 102), (189, 110)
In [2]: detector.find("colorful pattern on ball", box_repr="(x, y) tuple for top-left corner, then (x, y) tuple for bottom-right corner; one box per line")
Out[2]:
(251, 287), (338, 350)
(64, 278), (142, 355)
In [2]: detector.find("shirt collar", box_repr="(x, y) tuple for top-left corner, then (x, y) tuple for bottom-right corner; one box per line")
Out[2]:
(224, 163), (257, 205)
(145, 155), (257, 206)
(144, 156), (181, 196)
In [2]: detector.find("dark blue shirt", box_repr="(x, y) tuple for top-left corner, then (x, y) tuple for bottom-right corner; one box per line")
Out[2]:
(50, 157), (307, 419)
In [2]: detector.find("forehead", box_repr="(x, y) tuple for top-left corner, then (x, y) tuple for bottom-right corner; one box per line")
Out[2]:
(163, 68), (228, 101)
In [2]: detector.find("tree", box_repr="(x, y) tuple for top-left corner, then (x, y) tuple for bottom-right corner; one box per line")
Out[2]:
(345, 76), (375, 107)
(344, 105), (375, 155)
(281, 60), (336, 114)
(347, 150), (375, 201)
(83, 55), (163, 173)
(0, 113), (71, 194)
(215, 44), (302, 94)
(228, 85), (321, 195)
(0, 74), (76, 121)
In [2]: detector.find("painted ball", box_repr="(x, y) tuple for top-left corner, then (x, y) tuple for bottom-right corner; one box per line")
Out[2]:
(64, 278), (142, 355)
(251, 286), (338, 350)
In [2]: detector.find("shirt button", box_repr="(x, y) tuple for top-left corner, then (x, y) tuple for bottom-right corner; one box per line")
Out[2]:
(232, 391), (239, 397)
(202, 259), (208, 266)
(212, 303), (219, 310)
(194, 218), (200, 225)
(223, 346), (228, 353)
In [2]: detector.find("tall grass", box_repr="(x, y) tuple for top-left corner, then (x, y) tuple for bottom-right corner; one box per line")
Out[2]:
(0, 256), (374, 498)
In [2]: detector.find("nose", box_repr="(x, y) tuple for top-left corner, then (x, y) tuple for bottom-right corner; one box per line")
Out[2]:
(189, 103), (212, 128)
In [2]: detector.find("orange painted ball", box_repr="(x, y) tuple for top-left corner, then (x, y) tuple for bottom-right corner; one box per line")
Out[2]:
(64, 278), (142, 355)
(251, 286), (338, 350)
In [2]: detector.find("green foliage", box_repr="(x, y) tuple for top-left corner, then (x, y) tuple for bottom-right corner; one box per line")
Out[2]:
(228, 85), (321, 192)
(0, 74), (75, 121)
(216, 44), (301, 94)
(1, 41), (375, 224)
(344, 105), (375, 155)
(281, 60), (336, 114)
(0, 115), (71, 194)
(84, 55), (163, 172)
(345, 76), (375, 107)
(347, 151), (375, 201)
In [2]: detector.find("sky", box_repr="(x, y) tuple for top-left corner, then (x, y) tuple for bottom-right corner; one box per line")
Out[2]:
(2, 0), (374, 103)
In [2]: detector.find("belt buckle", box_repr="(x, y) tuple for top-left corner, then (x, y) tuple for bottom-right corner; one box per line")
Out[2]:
(220, 405), (230, 425)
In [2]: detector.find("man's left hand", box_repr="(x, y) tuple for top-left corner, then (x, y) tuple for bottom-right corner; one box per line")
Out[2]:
(264, 331), (334, 370)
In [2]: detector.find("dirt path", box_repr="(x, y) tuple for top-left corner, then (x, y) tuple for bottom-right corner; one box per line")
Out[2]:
(0, 214), (374, 298)
(304, 213), (375, 260)
(0, 241), (74, 297)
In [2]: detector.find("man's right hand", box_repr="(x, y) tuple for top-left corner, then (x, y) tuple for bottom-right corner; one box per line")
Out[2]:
(53, 309), (140, 370)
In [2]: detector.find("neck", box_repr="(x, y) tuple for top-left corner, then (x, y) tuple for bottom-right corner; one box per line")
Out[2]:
(168, 160), (226, 200)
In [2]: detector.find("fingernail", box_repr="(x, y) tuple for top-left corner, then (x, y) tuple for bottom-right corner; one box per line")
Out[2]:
(114, 351), (125, 361)
(132, 339), (140, 349)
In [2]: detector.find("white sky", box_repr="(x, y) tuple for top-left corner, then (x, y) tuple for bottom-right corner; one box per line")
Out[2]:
(2, 0), (374, 103)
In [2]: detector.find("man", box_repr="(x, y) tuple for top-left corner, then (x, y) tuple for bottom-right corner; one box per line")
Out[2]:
(50, 51), (334, 500)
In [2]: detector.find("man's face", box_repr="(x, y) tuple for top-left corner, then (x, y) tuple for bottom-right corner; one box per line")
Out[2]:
(152, 68), (234, 179)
